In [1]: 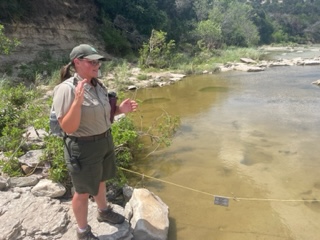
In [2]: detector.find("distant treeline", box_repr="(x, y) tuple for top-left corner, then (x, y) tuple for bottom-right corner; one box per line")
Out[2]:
(1, 0), (320, 55)
(94, 0), (320, 54)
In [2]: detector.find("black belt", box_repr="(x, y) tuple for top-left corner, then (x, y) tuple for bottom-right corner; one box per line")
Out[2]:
(68, 129), (111, 143)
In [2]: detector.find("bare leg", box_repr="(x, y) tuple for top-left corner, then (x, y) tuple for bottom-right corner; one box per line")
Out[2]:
(93, 181), (108, 210)
(72, 192), (89, 229)
(94, 181), (125, 224)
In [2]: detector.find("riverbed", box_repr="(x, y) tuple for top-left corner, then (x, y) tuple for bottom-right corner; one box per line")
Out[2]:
(125, 51), (320, 240)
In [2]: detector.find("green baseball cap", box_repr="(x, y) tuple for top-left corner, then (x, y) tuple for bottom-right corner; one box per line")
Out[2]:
(70, 44), (106, 61)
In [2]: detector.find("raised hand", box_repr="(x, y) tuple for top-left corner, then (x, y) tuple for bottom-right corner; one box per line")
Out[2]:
(118, 98), (138, 114)
(74, 78), (90, 106)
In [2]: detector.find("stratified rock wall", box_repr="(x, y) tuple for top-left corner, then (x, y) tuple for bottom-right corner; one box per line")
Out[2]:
(1, 0), (105, 66)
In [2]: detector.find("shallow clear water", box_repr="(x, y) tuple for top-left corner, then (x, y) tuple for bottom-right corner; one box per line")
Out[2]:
(126, 65), (320, 240)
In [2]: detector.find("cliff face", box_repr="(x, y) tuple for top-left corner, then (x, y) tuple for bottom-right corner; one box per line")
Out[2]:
(1, 0), (106, 67)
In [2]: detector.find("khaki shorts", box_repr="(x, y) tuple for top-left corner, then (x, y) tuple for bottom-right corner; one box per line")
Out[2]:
(64, 131), (116, 196)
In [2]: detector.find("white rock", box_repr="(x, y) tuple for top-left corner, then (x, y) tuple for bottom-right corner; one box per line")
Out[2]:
(31, 179), (66, 198)
(128, 188), (169, 240)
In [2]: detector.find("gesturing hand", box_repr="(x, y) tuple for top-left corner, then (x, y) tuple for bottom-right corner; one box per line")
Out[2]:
(119, 98), (138, 114)
(74, 78), (90, 106)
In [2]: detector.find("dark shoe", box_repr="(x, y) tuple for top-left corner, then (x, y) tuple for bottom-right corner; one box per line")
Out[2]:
(77, 225), (98, 240)
(97, 205), (125, 224)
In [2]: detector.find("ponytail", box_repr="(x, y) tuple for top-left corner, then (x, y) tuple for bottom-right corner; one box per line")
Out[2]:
(60, 62), (74, 82)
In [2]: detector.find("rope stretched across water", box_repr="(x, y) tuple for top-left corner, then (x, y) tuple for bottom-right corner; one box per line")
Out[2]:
(119, 167), (320, 204)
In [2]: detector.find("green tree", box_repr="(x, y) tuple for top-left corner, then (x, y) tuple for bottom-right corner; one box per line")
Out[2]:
(194, 20), (222, 49)
(95, 0), (167, 36)
(0, 0), (32, 22)
(250, 8), (274, 44)
(0, 24), (20, 55)
(156, 0), (190, 43)
(193, 0), (213, 21)
(304, 21), (320, 42)
(99, 16), (132, 55)
(221, 1), (260, 46)
(261, 0), (320, 43)
(139, 30), (175, 68)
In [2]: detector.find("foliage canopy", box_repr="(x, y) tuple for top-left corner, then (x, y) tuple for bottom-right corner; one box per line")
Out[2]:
(1, 0), (320, 57)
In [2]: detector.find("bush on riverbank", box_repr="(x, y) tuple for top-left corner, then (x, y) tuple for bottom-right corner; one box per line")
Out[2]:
(175, 46), (263, 74)
(0, 81), (46, 176)
(0, 72), (180, 187)
(138, 29), (264, 75)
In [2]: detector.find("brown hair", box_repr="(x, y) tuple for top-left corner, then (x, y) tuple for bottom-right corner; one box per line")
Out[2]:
(59, 62), (74, 82)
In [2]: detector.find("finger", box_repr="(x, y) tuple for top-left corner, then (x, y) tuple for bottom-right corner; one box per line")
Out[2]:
(122, 98), (131, 104)
(131, 105), (138, 111)
(131, 101), (138, 107)
(76, 78), (87, 92)
(82, 78), (90, 84)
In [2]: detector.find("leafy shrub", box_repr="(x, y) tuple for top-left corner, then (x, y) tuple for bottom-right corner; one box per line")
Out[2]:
(41, 135), (69, 184)
(100, 17), (132, 56)
(0, 83), (43, 176)
(0, 157), (22, 177)
(0, 24), (20, 55)
(137, 74), (149, 80)
(0, 83), (39, 138)
(139, 29), (176, 69)
(111, 117), (139, 168)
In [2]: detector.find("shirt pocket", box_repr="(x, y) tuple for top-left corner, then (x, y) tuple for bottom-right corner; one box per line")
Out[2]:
(97, 88), (109, 106)
(82, 92), (100, 106)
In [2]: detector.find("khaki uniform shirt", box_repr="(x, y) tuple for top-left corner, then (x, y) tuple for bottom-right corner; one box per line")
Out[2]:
(53, 73), (111, 137)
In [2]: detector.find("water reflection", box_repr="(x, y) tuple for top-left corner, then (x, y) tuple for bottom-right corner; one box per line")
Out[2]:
(129, 74), (233, 121)
(126, 66), (320, 240)
(143, 97), (171, 104)
(199, 86), (229, 92)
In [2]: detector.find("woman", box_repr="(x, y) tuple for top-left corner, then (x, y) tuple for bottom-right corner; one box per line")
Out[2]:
(52, 44), (138, 240)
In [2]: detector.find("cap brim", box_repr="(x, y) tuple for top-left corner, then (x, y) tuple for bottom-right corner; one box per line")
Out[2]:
(84, 54), (106, 61)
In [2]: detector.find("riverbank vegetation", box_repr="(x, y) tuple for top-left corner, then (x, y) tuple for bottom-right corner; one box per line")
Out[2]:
(0, 76), (180, 187)
(2, 0), (320, 58)
(1, 0), (320, 187)
(1, 0), (319, 79)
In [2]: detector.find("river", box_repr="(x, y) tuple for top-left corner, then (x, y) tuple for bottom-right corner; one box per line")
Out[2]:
(125, 53), (320, 240)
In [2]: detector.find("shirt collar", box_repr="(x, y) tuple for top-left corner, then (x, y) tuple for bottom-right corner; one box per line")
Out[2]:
(73, 73), (93, 90)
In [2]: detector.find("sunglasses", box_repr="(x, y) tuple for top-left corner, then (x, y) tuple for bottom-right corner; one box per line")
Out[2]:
(79, 58), (101, 67)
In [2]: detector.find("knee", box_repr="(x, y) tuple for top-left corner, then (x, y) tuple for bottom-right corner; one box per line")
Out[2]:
(73, 192), (90, 200)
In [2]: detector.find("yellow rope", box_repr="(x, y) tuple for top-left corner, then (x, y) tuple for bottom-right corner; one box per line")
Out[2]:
(119, 167), (320, 203)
